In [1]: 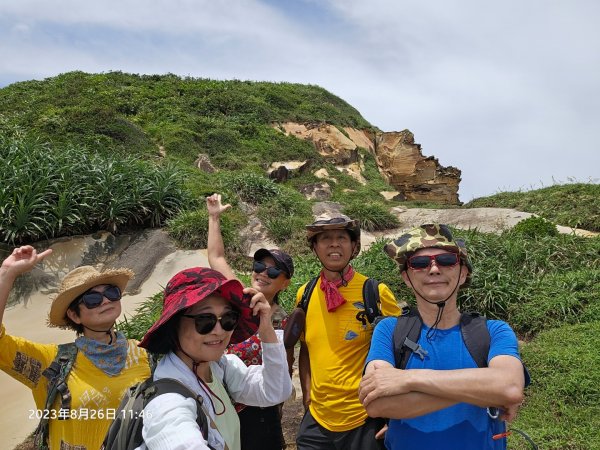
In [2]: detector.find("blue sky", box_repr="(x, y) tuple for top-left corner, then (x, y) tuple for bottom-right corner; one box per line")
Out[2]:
(1, 0), (598, 202)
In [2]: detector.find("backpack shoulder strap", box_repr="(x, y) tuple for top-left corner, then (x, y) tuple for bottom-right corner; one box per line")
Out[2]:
(362, 278), (381, 325)
(34, 342), (78, 447)
(299, 276), (319, 312)
(460, 312), (490, 369)
(148, 378), (210, 440)
(393, 308), (427, 369)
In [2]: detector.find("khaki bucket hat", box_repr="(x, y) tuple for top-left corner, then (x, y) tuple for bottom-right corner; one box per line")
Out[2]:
(49, 266), (134, 327)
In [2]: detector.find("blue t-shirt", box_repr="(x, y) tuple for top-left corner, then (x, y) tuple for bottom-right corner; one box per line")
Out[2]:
(366, 317), (522, 450)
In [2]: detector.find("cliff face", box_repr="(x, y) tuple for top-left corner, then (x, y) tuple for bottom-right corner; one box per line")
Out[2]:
(275, 122), (461, 204)
(375, 130), (461, 204)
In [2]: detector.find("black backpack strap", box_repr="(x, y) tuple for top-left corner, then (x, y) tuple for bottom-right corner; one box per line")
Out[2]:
(34, 342), (78, 448)
(299, 276), (319, 312)
(460, 312), (490, 369)
(393, 308), (428, 369)
(362, 278), (381, 325)
(147, 378), (210, 440)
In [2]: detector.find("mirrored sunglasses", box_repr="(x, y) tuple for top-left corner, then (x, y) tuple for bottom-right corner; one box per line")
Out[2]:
(253, 260), (284, 279)
(77, 285), (122, 309)
(407, 253), (459, 270)
(182, 310), (240, 334)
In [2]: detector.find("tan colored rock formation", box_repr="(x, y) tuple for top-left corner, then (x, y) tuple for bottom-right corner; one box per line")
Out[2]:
(375, 130), (461, 204)
(274, 122), (462, 205)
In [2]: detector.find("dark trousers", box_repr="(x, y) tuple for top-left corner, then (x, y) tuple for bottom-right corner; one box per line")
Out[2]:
(239, 405), (285, 450)
(296, 409), (386, 450)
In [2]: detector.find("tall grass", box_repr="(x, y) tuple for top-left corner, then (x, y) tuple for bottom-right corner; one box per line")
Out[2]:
(0, 131), (190, 244)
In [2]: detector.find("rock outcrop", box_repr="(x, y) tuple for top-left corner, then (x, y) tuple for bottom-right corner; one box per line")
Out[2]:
(375, 130), (461, 204)
(274, 122), (461, 205)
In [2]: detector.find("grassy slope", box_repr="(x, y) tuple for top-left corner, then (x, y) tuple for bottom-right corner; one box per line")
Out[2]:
(465, 183), (600, 232)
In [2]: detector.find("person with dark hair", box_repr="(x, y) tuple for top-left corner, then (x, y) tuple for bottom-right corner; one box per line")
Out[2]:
(206, 193), (294, 450)
(294, 213), (401, 450)
(137, 266), (292, 450)
(359, 224), (529, 450)
(0, 245), (150, 449)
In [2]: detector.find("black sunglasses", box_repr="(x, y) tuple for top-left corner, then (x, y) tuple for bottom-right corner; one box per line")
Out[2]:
(182, 310), (240, 334)
(407, 253), (460, 270)
(77, 285), (122, 309)
(253, 261), (284, 279)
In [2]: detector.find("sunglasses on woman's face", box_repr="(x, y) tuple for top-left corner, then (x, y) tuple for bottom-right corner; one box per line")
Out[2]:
(183, 310), (240, 335)
(253, 261), (284, 279)
(77, 285), (122, 309)
(407, 253), (460, 270)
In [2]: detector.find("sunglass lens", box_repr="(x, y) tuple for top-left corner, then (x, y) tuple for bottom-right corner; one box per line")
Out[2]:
(220, 311), (240, 331)
(103, 285), (122, 300)
(437, 253), (459, 266)
(81, 292), (104, 308)
(266, 267), (283, 279)
(410, 256), (430, 269)
(194, 314), (218, 334)
(253, 261), (266, 273)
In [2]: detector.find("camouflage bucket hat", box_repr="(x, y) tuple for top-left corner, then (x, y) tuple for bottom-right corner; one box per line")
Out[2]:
(138, 267), (259, 351)
(306, 213), (361, 259)
(384, 223), (472, 282)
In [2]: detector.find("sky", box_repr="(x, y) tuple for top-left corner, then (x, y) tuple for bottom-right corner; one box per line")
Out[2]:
(0, 0), (598, 202)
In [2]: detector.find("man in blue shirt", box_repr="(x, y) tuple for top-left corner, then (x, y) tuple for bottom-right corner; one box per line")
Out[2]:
(359, 224), (528, 450)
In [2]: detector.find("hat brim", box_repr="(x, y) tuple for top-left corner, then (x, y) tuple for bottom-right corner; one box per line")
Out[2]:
(139, 278), (260, 351)
(48, 269), (133, 327)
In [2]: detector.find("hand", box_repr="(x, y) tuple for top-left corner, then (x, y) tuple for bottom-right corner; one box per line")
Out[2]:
(206, 193), (231, 218)
(500, 402), (521, 422)
(302, 394), (311, 411)
(375, 423), (388, 440)
(359, 361), (411, 407)
(244, 287), (272, 329)
(0, 246), (53, 278)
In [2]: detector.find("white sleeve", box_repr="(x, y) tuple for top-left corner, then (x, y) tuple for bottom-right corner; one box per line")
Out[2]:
(223, 341), (292, 407)
(141, 393), (211, 450)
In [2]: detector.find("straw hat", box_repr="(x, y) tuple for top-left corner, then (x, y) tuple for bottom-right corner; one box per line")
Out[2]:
(49, 266), (134, 327)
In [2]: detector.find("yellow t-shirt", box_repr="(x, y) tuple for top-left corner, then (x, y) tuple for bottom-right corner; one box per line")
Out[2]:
(296, 272), (401, 432)
(0, 325), (150, 450)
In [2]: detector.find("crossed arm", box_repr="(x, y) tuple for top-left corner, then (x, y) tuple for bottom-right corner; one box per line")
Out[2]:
(359, 355), (525, 421)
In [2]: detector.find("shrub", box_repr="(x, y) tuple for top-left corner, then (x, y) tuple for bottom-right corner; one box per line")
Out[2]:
(511, 216), (558, 238)
(222, 172), (280, 205)
(343, 202), (400, 231)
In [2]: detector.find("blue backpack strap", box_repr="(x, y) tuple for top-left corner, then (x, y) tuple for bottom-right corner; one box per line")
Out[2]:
(393, 307), (428, 369)
(34, 342), (78, 448)
(460, 312), (490, 368)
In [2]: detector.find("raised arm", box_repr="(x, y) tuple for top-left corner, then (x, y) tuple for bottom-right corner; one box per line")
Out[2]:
(0, 246), (53, 326)
(206, 193), (236, 280)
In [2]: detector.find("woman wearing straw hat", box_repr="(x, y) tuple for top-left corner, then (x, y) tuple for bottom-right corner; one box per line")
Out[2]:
(207, 193), (294, 450)
(137, 266), (292, 450)
(0, 245), (150, 450)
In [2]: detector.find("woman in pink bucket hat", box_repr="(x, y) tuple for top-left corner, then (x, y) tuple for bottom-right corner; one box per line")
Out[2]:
(0, 245), (150, 450)
(137, 266), (292, 450)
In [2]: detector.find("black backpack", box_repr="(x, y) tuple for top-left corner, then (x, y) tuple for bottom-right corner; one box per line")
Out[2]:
(283, 276), (382, 349)
(393, 308), (490, 369)
(101, 377), (211, 450)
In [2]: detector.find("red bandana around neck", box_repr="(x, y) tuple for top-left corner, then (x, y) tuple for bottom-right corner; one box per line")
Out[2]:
(320, 265), (355, 312)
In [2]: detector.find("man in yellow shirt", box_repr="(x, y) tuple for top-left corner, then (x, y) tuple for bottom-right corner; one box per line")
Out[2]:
(295, 214), (401, 450)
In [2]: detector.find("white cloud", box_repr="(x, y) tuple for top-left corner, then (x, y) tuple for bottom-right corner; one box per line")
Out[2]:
(0, 0), (598, 202)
